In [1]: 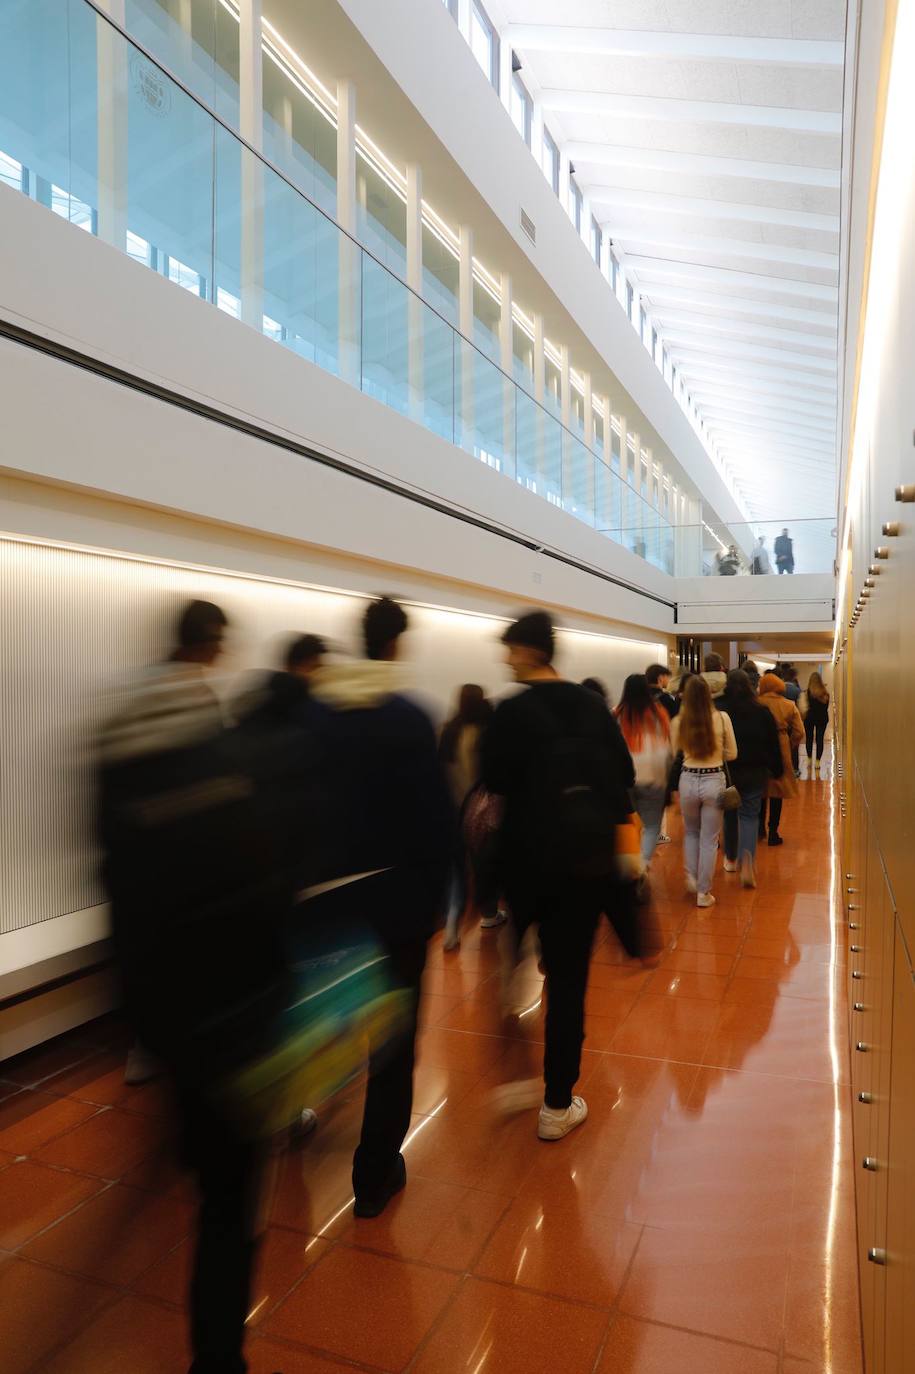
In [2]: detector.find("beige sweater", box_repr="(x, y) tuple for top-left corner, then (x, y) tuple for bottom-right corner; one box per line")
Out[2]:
(671, 710), (737, 769)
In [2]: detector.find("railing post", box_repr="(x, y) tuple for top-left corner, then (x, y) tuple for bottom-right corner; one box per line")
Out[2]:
(96, 0), (128, 252)
(406, 162), (424, 423)
(239, 0), (263, 331)
(500, 272), (514, 473)
(458, 224), (475, 451)
(336, 78), (360, 386)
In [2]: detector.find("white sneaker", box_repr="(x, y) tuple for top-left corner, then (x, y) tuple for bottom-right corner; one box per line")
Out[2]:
(697, 892), (717, 909)
(685, 874), (698, 895)
(480, 910), (508, 930)
(290, 1108), (319, 1143)
(723, 858), (739, 873)
(657, 833), (672, 845)
(538, 1096), (588, 1141)
(124, 1043), (161, 1086)
(740, 853), (757, 889)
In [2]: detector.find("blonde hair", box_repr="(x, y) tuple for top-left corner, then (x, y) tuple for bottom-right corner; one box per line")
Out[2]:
(679, 676), (716, 758)
(808, 672), (829, 703)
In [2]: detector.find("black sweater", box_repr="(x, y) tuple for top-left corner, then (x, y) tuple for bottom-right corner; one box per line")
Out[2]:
(719, 695), (783, 787)
(482, 679), (635, 876)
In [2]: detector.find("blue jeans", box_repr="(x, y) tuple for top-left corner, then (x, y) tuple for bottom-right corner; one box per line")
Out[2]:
(679, 770), (724, 894)
(723, 782), (764, 862)
(633, 783), (666, 864)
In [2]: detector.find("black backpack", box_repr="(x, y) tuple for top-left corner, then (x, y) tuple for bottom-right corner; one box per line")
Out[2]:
(530, 693), (617, 878)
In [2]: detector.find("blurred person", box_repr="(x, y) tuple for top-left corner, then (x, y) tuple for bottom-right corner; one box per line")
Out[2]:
(718, 545), (740, 575)
(751, 535), (771, 575)
(122, 600), (228, 1088)
(719, 670), (783, 888)
(483, 611), (634, 1140)
(581, 676), (610, 704)
(701, 652), (728, 705)
(670, 676), (737, 908)
(99, 598), (302, 1374)
(804, 672), (831, 778)
(742, 659), (761, 694)
(775, 528), (795, 574)
(645, 662), (677, 718)
(646, 662), (677, 841)
(439, 684), (503, 949)
(307, 596), (453, 1217)
(615, 675), (673, 873)
(757, 673), (805, 845)
(782, 667), (802, 777)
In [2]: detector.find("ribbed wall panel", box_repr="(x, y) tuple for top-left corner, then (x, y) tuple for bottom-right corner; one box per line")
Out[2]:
(0, 536), (665, 937)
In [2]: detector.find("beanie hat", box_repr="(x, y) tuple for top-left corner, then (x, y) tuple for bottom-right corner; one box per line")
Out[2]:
(502, 610), (555, 662)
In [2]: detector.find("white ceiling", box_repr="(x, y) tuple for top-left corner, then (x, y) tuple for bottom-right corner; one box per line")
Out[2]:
(501, 0), (844, 521)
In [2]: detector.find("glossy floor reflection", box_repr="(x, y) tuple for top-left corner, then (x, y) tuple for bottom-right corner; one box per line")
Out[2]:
(0, 768), (862, 1373)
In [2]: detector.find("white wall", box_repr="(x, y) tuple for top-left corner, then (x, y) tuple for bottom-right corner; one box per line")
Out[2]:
(677, 574), (835, 634)
(335, 0), (750, 533)
(0, 186), (675, 636)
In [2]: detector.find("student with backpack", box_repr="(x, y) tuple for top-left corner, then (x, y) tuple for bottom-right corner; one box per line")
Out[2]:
(482, 611), (634, 1141)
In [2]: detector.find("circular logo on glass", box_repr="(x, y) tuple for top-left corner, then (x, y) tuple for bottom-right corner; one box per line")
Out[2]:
(130, 55), (172, 117)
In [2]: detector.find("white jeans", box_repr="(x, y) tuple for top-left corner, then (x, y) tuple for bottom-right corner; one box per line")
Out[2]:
(679, 770), (725, 894)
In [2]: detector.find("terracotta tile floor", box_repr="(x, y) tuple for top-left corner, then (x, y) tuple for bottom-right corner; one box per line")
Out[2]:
(0, 772), (863, 1372)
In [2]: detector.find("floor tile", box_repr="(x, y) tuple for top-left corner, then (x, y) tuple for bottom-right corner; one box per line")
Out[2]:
(0, 1256), (114, 1374)
(611, 995), (720, 1062)
(40, 1293), (188, 1373)
(23, 1181), (192, 1284)
(598, 1314), (779, 1373)
(644, 969), (731, 1001)
(474, 1190), (641, 1306)
(246, 1338), (356, 1373)
(662, 949), (737, 976)
(0, 1088), (100, 1156)
(337, 1174), (509, 1268)
(265, 1245), (459, 1371)
(411, 1276), (609, 1374)
(0, 1158), (103, 1249)
(619, 1223), (789, 1349)
(35, 1106), (168, 1179)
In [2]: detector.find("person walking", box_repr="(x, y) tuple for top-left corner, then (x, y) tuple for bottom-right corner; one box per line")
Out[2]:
(774, 528), (795, 574)
(308, 597), (453, 1217)
(804, 672), (831, 778)
(751, 536), (772, 575)
(482, 611), (634, 1141)
(99, 599), (304, 1374)
(701, 652), (728, 705)
(719, 669), (783, 887)
(670, 675), (737, 908)
(782, 667), (802, 777)
(646, 662), (677, 718)
(615, 674), (673, 873)
(439, 684), (503, 948)
(718, 545), (740, 575)
(757, 672), (805, 845)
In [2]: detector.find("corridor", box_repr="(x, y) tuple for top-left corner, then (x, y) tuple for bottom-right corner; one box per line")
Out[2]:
(0, 775), (860, 1374)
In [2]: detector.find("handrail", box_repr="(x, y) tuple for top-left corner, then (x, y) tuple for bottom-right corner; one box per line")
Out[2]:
(78, 0), (661, 517)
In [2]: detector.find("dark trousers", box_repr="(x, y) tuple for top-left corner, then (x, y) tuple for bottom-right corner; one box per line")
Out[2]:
(805, 717), (827, 761)
(508, 875), (601, 1110)
(179, 1084), (263, 1374)
(758, 796), (783, 835)
(353, 939), (426, 1197)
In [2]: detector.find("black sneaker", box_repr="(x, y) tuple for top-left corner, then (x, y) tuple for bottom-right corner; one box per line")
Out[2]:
(353, 1154), (407, 1218)
(768, 832), (784, 847)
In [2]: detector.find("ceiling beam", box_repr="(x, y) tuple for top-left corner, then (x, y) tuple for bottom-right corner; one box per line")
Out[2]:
(585, 186), (839, 233)
(687, 383), (837, 414)
(663, 335), (837, 371)
(540, 90), (841, 135)
(714, 438), (836, 464)
(565, 143), (841, 188)
(614, 229), (839, 271)
(701, 407), (837, 438)
(651, 311), (837, 351)
(704, 415), (836, 447)
(638, 284), (838, 327)
(674, 358), (838, 391)
(691, 392), (838, 423)
(625, 257), (840, 301)
(507, 26), (844, 66)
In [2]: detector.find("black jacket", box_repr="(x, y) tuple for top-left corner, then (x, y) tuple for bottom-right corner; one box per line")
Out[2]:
(719, 694), (783, 790)
(482, 679), (634, 877)
(307, 661), (454, 947)
(651, 686), (678, 719)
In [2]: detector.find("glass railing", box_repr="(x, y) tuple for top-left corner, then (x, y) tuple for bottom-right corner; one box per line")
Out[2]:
(0, 0), (677, 574)
(649, 519), (837, 579)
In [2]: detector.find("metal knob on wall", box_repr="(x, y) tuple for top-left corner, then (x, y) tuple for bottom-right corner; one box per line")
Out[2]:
(874, 546), (890, 558)
(882, 521), (901, 537)
(895, 485), (915, 502)
(868, 1248), (887, 1266)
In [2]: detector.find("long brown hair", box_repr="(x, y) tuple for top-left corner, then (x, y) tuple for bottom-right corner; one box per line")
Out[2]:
(678, 675), (716, 758)
(807, 671), (829, 703)
(440, 684), (491, 764)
